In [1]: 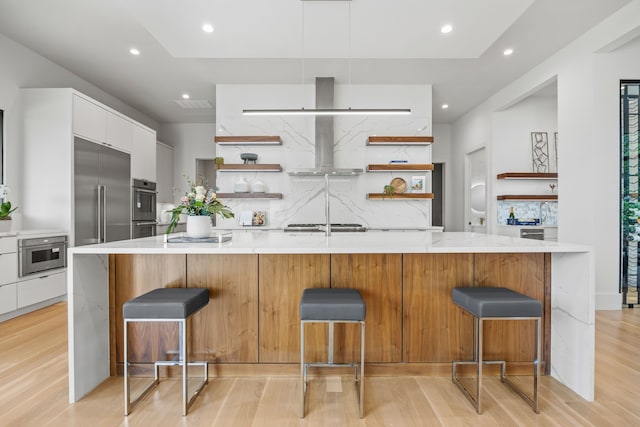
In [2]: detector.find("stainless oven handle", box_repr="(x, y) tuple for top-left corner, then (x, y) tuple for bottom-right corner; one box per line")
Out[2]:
(97, 185), (103, 243)
(134, 222), (157, 226)
(134, 188), (158, 194)
(103, 186), (107, 243)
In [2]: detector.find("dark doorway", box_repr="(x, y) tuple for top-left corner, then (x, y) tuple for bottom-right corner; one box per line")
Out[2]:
(432, 163), (444, 228)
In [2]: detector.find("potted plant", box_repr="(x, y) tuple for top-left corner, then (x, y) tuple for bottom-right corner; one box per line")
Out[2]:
(167, 176), (234, 238)
(0, 185), (17, 232)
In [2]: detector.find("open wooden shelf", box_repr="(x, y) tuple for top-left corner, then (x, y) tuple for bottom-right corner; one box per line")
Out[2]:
(216, 193), (283, 199)
(215, 164), (282, 172)
(215, 136), (282, 145)
(367, 193), (434, 200)
(367, 164), (434, 172)
(497, 195), (558, 201)
(497, 172), (558, 180)
(367, 136), (434, 145)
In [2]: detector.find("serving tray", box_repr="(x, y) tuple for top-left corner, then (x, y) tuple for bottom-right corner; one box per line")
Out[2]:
(164, 231), (232, 243)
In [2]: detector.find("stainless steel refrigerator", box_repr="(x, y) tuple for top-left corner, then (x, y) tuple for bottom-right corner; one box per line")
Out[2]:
(74, 137), (131, 246)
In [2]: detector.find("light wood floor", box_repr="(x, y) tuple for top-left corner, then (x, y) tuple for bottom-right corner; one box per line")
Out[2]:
(1, 303), (639, 426)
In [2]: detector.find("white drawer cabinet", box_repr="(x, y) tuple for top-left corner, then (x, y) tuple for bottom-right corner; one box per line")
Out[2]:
(0, 236), (16, 253)
(106, 111), (133, 152)
(0, 283), (17, 315)
(17, 271), (66, 309)
(73, 94), (107, 143)
(0, 252), (18, 286)
(0, 235), (17, 287)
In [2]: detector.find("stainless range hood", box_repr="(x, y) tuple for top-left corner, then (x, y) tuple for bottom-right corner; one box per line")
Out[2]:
(288, 77), (363, 176)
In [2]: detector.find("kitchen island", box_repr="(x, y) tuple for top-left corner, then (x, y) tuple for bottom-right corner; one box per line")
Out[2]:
(67, 231), (594, 404)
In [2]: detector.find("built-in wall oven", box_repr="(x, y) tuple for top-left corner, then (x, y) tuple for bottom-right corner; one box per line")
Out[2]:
(19, 235), (68, 277)
(132, 179), (157, 238)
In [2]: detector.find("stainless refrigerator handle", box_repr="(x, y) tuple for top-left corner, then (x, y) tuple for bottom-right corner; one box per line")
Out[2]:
(102, 186), (107, 243)
(97, 185), (103, 243)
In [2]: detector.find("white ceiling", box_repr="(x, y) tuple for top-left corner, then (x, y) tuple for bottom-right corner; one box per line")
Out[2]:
(0, 0), (632, 125)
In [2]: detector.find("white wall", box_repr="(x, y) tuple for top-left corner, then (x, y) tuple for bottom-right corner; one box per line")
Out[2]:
(432, 123), (454, 230)
(0, 33), (157, 219)
(157, 123), (217, 205)
(450, 0), (640, 309)
(490, 96), (558, 233)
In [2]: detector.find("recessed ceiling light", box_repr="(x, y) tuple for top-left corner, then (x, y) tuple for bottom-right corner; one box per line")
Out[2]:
(202, 23), (214, 33)
(442, 104), (449, 109)
(503, 48), (514, 56)
(441, 24), (453, 34)
(129, 48), (140, 56)
(182, 93), (190, 99)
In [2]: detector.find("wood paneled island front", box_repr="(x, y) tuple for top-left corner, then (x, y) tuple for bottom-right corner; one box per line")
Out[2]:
(67, 231), (594, 404)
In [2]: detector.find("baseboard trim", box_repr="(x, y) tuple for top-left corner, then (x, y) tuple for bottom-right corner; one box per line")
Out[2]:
(596, 292), (623, 310)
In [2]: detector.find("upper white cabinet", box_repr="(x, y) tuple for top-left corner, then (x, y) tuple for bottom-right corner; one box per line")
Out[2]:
(156, 142), (174, 203)
(72, 95), (107, 142)
(132, 124), (157, 181)
(106, 111), (133, 152)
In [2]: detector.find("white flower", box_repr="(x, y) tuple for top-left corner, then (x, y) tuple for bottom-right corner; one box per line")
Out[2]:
(187, 192), (196, 198)
(0, 184), (9, 199)
(195, 194), (205, 202)
(195, 186), (207, 196)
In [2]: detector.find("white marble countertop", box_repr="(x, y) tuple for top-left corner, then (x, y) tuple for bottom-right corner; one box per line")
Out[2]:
(68, 230), (589, 255)
(0, 229), (68, 239)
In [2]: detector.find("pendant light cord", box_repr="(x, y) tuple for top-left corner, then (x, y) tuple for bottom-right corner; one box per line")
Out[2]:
(348, 0), (352, 108)
(301, 1), (305, 86)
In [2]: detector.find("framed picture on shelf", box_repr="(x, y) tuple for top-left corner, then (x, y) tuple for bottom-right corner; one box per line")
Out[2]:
(411, 176), (426, 193)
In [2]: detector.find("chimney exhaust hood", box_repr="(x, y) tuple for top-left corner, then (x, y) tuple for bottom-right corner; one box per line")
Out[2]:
(288, 77), (363, 177)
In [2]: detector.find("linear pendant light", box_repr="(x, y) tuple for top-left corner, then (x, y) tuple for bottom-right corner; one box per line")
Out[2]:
(242, 108), (411, 116)
(242, 0), (411, 117)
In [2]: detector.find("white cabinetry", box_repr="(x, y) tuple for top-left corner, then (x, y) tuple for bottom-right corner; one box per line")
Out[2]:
(21, 88), (156, 238)
(0, 236), (17, 315)
(106, 111), (132, 152)
(72, 95), (107, 142)
(17, 271), (66, 309)
(132, 125), (157, 181)
(156, 141), (174, 202)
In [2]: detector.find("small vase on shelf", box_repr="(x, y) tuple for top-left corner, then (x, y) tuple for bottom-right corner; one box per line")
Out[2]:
(0, 219), (11, 232)
(186, 215), (211, 238)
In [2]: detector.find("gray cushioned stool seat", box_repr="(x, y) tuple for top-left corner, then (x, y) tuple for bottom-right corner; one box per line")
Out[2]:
(300, 288), (365, 321)
(123, 288), (209, 319)
(452, 287), (542, 318)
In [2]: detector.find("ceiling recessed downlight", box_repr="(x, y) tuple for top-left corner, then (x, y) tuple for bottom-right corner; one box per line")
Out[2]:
(129, 48), (140, 56)
(182, 93), (190, 99)
(503, 48), (514, 56)
(202, 23), (214, 33)
(442, 104), (449, 109)
(441, 24), (453, 34)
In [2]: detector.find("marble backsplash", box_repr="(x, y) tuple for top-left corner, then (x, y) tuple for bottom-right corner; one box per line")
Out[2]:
(214, 84), (433, 229)
(497, 200), (558, 226)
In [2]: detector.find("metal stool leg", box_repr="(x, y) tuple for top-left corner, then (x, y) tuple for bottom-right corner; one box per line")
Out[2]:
(359, 320), (365, 418)
(124, 317), (208, 416)
(453, 315), (542, 414)
(300, 321), (305, 418)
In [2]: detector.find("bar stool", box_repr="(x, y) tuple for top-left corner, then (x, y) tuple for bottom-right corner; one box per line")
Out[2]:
(299, 288), (366, 418)
(123, 287), (210, 416)
(451, 287), (542, 414)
